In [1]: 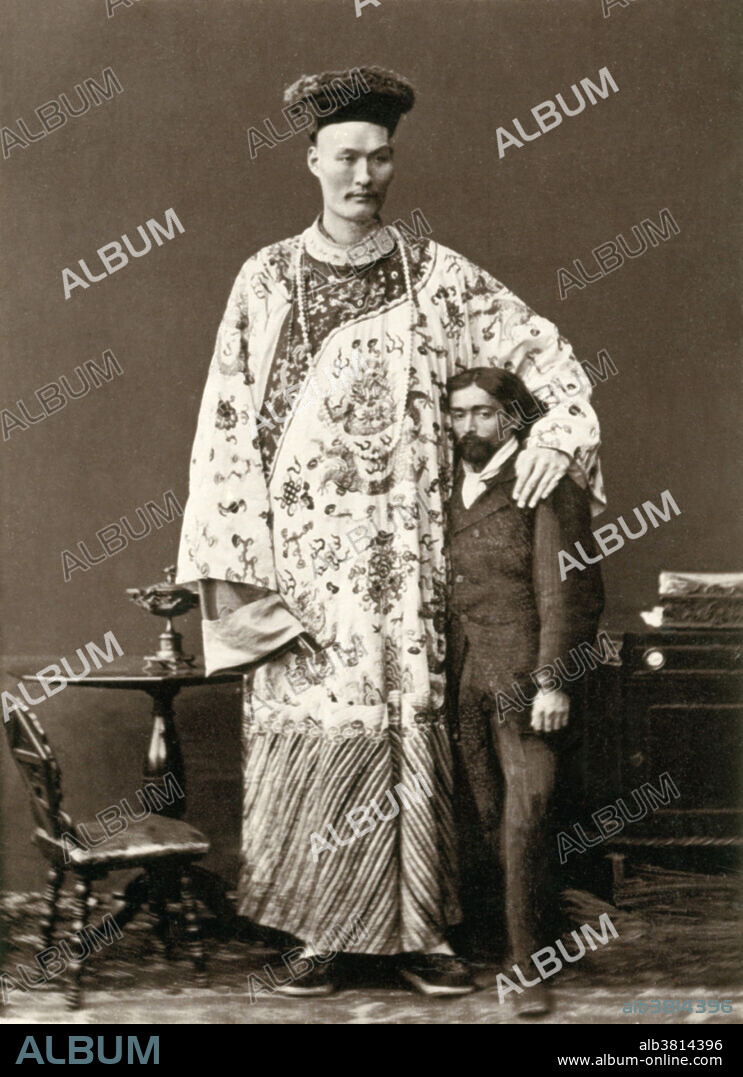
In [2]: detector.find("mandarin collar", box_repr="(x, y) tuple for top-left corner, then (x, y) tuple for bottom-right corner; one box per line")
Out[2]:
(302, 215), (391, 266)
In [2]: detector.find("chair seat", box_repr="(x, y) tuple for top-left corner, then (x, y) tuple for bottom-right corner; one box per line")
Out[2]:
(67, 814), (210, 867)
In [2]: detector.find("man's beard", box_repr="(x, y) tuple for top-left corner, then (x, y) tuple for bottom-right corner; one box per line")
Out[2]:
(458, 434), (497, 470)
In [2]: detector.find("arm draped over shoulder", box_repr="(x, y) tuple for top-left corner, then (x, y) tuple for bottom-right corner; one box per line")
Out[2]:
(449, 255), (604, 510)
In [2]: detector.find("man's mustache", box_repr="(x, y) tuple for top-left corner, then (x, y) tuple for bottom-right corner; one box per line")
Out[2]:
(458, 434), (496, 464)
(459, 434), (491, 449)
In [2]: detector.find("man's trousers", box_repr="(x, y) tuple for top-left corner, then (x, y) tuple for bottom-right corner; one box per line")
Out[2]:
(453, 647), (574, 961)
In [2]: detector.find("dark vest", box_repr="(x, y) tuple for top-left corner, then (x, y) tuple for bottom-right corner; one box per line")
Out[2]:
(449, 458), (539, 634)
(447, 457), (604, 704)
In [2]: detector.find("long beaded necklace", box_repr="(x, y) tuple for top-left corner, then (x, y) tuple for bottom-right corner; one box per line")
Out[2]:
(291, 224), (417, 492)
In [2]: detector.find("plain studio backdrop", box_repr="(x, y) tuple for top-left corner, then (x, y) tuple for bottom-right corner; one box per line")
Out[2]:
(1, 0), (739, 890)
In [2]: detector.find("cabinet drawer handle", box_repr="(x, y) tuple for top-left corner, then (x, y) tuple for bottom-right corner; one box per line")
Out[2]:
(642, 648), (666, 670)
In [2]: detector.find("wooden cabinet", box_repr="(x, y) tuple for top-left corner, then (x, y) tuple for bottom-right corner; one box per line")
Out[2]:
(614, 629), (743, 852)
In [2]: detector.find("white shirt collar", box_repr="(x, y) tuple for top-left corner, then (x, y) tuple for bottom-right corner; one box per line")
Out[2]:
(461, 438), (519, 509)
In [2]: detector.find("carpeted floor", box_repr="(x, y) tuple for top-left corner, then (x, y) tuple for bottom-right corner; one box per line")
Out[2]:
(1, 864), (741, 1025)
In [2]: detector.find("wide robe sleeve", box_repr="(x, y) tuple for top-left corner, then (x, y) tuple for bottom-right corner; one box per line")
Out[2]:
(443, 252), (605, 512)
(176, 258), (304, 673)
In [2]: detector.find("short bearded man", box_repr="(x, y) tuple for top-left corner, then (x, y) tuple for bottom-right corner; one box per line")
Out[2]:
(176, 65), (604, 997)
(446, 368), (604, 1016)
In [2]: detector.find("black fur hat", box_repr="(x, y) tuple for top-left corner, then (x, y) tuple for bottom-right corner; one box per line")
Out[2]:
(284, 65), (415, 137)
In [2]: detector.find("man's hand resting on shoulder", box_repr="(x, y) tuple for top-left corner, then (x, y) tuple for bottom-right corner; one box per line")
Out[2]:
(513, 446), (571, 509)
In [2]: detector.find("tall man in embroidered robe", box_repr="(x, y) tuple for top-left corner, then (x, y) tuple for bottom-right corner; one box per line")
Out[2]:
(176, 66), (604, 997)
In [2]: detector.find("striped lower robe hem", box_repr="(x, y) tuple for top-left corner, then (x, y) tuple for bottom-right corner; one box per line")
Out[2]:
(236, 722), (462, 955)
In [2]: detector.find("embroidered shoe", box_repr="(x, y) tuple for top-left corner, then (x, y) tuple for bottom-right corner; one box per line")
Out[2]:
(271, 957), (336, 998)
(399, 952), (477, 997)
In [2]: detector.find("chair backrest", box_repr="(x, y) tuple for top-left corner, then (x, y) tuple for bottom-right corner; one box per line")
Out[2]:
(3, 698), (67, 840)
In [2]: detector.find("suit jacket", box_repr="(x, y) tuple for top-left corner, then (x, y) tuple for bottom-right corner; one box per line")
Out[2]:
(447, 456), (604, 702)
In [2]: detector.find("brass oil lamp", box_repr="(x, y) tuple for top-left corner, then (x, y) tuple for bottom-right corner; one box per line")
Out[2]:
(126, 566), (199, 673)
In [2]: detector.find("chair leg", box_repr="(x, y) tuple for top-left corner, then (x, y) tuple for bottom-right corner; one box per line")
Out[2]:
(65, 874), (91, 1011)
(40, 866), (63, 949)
(111, 871), (149, 932)
(148, 876), (175, 959)
(180, 873), (207, 987)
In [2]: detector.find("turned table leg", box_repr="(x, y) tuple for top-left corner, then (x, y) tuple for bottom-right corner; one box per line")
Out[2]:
(143, 684), (186, 819)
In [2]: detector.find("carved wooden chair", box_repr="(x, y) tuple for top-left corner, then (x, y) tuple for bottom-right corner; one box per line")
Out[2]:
(3, 700), (210, 1009)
